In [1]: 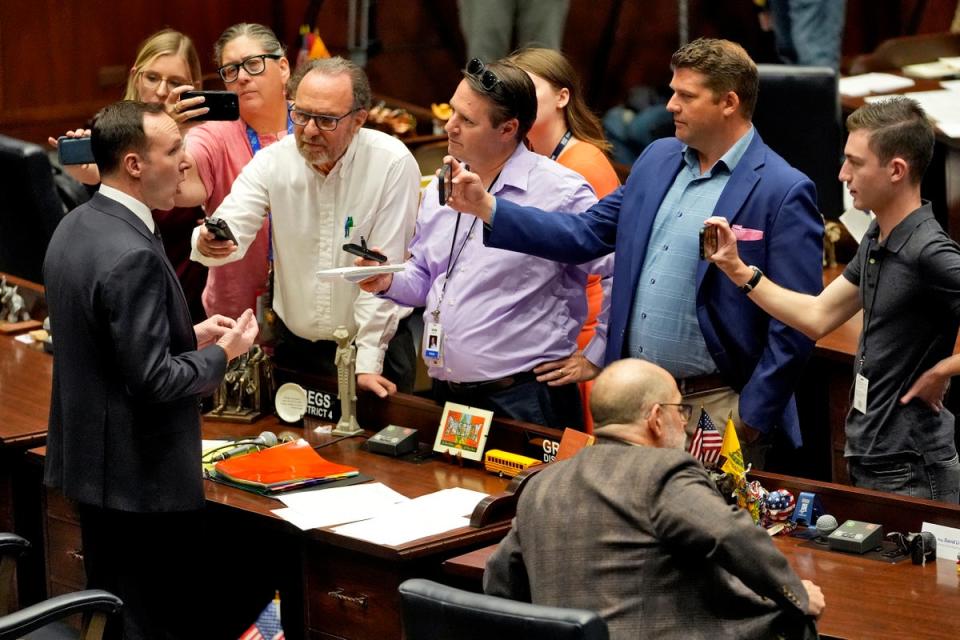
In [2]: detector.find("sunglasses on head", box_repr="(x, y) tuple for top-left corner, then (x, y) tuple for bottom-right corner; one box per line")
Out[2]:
(465, 58), (502, 93)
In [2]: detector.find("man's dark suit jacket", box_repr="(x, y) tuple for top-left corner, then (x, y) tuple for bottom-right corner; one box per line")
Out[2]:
(484, 440), (812, 639)
(486, 133), (824, 446)
(43, 192), (226, 512)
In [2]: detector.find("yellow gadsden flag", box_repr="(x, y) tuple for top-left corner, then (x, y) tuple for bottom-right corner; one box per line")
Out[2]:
(720, 415), (745, 478)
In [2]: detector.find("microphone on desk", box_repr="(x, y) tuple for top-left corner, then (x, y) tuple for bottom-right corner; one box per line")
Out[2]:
(815, 514), (838, 543)
(208, 431), (278, 462)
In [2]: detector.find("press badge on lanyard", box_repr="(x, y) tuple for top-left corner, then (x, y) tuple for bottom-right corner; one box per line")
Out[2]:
(853, 370), (869, 414)
(424, 321), (444, 365)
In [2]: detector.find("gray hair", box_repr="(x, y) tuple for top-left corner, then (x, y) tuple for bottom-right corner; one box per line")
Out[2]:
(213, 23), (285, 66)
(287, 57), (372, 110)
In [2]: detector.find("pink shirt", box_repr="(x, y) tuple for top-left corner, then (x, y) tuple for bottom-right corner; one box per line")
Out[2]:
(187, 119), (288, 318)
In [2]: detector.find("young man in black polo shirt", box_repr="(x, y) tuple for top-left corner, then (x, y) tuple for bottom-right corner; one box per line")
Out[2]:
(705, 96), (960, 502)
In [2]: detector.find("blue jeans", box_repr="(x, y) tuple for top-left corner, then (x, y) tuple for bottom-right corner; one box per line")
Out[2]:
(768, 0), (846, 70)
(848, 452), (960, 503)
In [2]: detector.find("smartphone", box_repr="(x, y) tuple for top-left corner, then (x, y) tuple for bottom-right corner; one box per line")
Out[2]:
(438, 162), (453, 206)
(57, 136), (95, 165)
(204, 217), (237, 245)
(180, 90), (240, 121)
(699, 225), (718, 260)
(343, 236), (387, 263)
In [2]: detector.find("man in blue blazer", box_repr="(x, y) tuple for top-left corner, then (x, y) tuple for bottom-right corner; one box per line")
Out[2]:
(44, 101), (258, 639)
(446, 38), (823, 458)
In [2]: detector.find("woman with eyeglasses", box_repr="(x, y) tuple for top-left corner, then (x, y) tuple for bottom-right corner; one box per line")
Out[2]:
(507, 47), (620, 432)
(47, 29), (211, 322)
(176, 22), (292, 321)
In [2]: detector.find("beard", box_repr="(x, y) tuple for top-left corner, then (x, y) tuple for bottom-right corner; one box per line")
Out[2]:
(296, 135), (336, 167)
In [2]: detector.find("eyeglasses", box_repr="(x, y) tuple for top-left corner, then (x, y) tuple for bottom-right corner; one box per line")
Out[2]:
(465, 58), (502, 93)
(139, 71), (190, 91)
(217, 53), (282, 83)
(660, 403), (694, 422)
(290, 107), (360, 131)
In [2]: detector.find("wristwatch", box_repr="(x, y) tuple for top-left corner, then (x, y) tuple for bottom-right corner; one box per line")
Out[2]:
(740, 266), (763, 293)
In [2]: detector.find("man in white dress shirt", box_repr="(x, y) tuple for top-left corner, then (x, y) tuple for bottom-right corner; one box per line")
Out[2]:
(192, 57), (421, 397)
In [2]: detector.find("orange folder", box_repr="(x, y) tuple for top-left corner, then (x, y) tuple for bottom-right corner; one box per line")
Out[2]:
(214, 439), (359, 490)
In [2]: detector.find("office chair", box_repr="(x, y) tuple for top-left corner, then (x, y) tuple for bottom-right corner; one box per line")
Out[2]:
(753, 64), (843, 219)
(398, 578), (609, 640)
(0, 533), (121, 640)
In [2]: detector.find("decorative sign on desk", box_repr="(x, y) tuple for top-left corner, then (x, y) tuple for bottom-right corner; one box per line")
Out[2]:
(275, 382), (341, 424)
(433, 402), (492, 462)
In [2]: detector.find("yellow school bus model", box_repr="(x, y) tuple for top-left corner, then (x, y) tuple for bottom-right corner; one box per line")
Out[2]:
(484, 449), (542, 478)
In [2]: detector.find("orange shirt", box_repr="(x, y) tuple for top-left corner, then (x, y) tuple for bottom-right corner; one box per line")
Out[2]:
(557, 141), (619, 351)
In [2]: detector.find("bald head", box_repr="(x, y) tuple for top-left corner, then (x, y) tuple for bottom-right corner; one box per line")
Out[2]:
(590, 359), (686, 449)
(591, 360), (677, 427)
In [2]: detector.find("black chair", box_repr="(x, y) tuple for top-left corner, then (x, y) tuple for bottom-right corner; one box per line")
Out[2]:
(398, 578), (609, 640)
(0, 135), (69, 283)
(0, 533), (121, 640)
(753, 64), (843, 219)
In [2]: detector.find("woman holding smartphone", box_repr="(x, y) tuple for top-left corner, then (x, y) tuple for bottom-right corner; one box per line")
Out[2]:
(48, 29), (210, 321)
(508, 47), (620, 432)
(175, 23), (292, 321)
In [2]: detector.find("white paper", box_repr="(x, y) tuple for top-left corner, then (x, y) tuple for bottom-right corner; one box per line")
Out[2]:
(902, 61), (959, 79)
(839, 207), (875, 245)
(921, 521), (960, 561)
(940, 56), (960, 70)
(938, 79), (960, 92)
(330, 487), (489, 546)
(201, 440), (232, 453)
(13, 334), (33, 344)
(315, 264), (406, 283)
(271, 482), (410, 530)
(839, 73), (915, 97)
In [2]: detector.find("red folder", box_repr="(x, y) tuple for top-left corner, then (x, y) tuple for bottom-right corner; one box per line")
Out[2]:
(213, 439), (359, 492)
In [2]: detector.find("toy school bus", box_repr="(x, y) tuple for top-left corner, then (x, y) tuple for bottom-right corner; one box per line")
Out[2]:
(484, 449), (542, 478)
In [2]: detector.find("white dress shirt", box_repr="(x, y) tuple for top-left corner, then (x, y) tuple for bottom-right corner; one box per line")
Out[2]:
(98, 184), (154, 233)
(191, 128), (421, 374)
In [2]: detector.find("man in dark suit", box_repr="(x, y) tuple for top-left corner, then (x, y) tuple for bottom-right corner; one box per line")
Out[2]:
(447, 38), (823, 466)
(43, 101), (258, 639)
(484, 359), (825, 639)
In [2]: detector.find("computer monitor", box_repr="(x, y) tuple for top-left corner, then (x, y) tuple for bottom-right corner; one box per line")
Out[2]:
(0, 134), (67, 282)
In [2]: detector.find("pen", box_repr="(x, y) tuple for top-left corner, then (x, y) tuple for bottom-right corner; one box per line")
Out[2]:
(344, 216), (354, 238)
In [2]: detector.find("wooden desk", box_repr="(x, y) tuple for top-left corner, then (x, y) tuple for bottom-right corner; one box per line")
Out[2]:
(443, 469), (960, 640)
(36, 400), (559, 640)
(0, 274), (49, 607)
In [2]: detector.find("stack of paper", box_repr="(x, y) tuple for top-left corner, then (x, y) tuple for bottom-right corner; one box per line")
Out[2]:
(272, 483), (410, 529)
(331, 487), (490, 546)
(839, 73), (915, 97)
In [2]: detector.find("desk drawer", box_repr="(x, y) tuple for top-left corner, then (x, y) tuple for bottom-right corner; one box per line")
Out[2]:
(304, 547), (402, 640)
(45, 514), (85, 591)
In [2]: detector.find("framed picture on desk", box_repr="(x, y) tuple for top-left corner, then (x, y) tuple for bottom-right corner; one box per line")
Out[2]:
(434, 402), (493, 461)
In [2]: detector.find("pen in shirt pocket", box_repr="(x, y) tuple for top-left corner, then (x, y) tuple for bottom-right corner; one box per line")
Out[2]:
(344, 216), (354, 238)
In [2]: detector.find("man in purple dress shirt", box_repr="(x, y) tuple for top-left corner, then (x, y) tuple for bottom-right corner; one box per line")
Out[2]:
(359, 58), (611, 428)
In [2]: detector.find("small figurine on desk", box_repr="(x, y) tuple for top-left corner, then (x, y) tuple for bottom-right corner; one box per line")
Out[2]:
(1, 277), (31, 324)
(332, 325), (362, 435)
(208, 345), (274, 423)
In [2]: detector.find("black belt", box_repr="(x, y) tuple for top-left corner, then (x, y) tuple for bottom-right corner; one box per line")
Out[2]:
(678, 373), (727, 396)
(443, 371), (537, 395)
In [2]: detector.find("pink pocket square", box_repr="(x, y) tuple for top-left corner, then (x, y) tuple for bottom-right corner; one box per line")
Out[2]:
(731, 224), (763, 241)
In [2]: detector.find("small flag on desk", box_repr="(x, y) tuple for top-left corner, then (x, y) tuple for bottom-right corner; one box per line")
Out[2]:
(720, 414), (746, 479)
(239, 591), (285, 640)
(688, 409), (723, 468)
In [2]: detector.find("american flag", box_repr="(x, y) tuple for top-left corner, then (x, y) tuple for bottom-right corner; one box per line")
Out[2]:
(239, 593), (285, 640)
(688, 408), (722, 468)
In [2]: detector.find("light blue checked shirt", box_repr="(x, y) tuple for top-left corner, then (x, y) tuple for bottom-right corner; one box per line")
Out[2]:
(626, 127), (755, 378)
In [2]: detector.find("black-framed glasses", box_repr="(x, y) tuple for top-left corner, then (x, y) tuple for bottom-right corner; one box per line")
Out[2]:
(660, 403), (694, 422)
(290, 106), (361, 131)
(465, 58), (502, 93)
(139, 70), (190, 91)
(217, 53), (282, 83)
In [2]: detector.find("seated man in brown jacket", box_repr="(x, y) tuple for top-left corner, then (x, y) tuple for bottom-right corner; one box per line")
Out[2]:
(483, 358), (825, 639)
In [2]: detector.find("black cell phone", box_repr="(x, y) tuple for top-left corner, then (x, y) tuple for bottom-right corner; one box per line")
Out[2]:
(57, 136), (95, 165)
(699, 225), (718, 260)
(343, 237), (387, 263)
(205, 217), (237, 244)
(180, 90), (240, 121)
(438, 162), (452, 206)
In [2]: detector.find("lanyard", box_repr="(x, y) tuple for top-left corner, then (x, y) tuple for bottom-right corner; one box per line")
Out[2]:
(431, 170), (500, 322)
(549, 130), (572, 161)
(244, 111), (295, 155)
